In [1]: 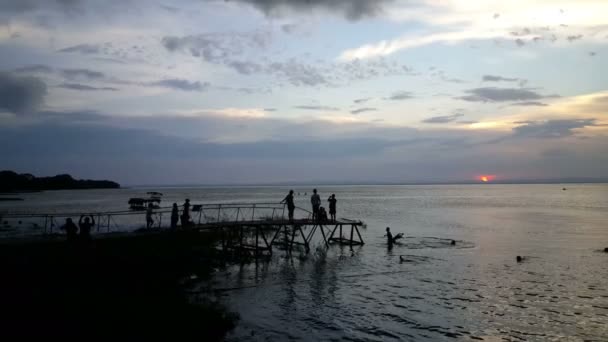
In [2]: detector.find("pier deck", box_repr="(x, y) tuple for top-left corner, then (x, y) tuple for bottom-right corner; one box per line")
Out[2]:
(0, 203), (365, 255)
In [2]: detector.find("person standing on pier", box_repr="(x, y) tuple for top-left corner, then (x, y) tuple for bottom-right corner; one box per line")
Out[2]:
(281, 190), (295, 222)
(327, 194), (337, 222)
(146, 203), (154, 229)
(171, 203), (179, 229)
(181, 199), (191, 227)
(78, 214), (95, 241)
(311, 189), (321, 221)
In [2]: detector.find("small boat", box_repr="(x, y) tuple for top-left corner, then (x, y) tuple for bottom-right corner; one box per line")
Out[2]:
(128, 192), (163, 210)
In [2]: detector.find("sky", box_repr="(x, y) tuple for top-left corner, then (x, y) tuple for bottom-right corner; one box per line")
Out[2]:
(0, 0), (607, 185)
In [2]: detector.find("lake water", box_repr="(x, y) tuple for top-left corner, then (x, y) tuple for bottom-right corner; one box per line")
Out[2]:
(2, 184), (607, 341)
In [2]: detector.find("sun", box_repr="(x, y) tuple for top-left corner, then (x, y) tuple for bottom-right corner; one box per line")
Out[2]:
(477, 175), (496, 183)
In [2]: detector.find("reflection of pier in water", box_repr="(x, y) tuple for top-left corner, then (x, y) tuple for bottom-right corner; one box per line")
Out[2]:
(0, 203), (364, 255)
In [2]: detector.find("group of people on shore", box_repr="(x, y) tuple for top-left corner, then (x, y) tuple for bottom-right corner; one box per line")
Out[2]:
(281, 188), (337, 222)
(60, 215), (95, 243)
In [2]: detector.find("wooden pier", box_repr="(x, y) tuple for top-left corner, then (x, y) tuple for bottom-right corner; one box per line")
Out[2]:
(0, 203), (364, 256)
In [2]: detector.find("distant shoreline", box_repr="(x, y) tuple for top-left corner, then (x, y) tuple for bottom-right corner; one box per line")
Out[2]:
(0, 170), (120, 193)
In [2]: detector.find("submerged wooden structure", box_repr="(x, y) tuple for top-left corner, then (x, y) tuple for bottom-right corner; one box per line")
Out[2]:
(0, 203), (364, 256)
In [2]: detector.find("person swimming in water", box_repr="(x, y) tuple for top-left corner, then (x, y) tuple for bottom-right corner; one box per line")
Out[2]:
(385, 227), (404, 246)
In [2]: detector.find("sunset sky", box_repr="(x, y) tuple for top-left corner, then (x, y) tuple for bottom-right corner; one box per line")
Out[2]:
(1, 0), (607, 185)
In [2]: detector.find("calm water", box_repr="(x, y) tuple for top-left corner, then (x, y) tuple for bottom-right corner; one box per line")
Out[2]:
(2, 184), (608, 341)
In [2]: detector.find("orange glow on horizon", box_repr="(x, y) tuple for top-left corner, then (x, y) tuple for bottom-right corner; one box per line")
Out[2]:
(477, 175), (496, 183)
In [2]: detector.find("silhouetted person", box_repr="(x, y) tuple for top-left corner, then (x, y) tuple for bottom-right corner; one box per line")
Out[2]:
(61, 218), (78, 242)
(385, 227), (403, 247)
(171, 203), (179, 229)
(604, 247), (608, 253)
(311, 189), (321, 221)
(281, 190), (295, 221)
(146, 202), (154, 229)
(450, 240), (456, 246)
(327, 194), (337, 222)
(516, 256), (524, 262)
(78, 214), (95, 241)
(181, 199), (191, 227)
(318, 206), (328, 222)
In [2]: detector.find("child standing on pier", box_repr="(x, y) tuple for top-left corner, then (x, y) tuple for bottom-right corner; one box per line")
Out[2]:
(328, 194), (337, 222)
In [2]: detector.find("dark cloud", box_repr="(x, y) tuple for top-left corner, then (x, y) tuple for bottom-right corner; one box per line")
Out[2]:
(0, 0), (85, 14)
(515, 38), (525, 47)
(266, 60), (329, 86)
(350, 107), (376, 115)
(482, 75), (520, 82)
(161, 31), (271, 63)
(493, 13), (499, 19)
(57, 83), (118, 91)
(422, 113), (464, 124)
(263, 108), (277, 112)
(459, 87), (556, 103)
(387, 91), (414, 101)
(15, 65), (106, 81)
(58, 43), (101, 54)
(353, 97), (371, 104)
(229, 0), (394, 21)
(512, 119), (596, 139)
(280, 23), (297, 34)
(148, 79), (210, 92)
(567, 34), (583, 42)
(589, 51), (596, 57)
(14, 64), (54, 74)
(0, 72), (47, 115)
(227, 61), (264, 75)
(510, 101), (548, 107)
(61, 68), (105, 80)
(294, 105), (339, 111)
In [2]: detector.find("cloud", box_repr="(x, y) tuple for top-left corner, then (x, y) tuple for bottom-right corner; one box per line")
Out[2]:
(567, 34), (583, 42)
(61, 68), (105, 80)
(350, 107), (376, 115)
(353, 98), (371, 104)
(229, 0), (394, 21)
(294, 105), (339, 111)
(227, 61), (264, 75)
(512, 119), (596, 139)
(14, 65), (54, 74)
(57, 83), (118, 91)
(0, 72), (47, 115)
(482, 75), (519, 82)
(58, 44), (101, 54)
(459, 87), (556, 103)
(387, 91), (414, 100)
(509, 101), (548, 107)
(422, 113), (464, 124)
(338, 1), (608, 60)
(148, 79), (210, 92)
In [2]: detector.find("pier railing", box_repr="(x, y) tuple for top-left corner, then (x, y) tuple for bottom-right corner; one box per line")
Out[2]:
(0, 202), (314, 237)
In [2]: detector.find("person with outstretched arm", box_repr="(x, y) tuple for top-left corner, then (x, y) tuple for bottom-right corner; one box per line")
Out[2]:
(385, 227), (404, 247)
(78, 214), (95, 241)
